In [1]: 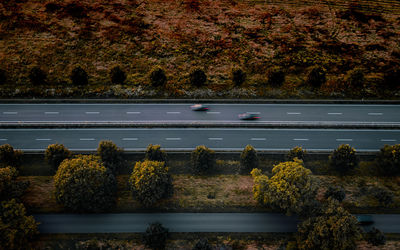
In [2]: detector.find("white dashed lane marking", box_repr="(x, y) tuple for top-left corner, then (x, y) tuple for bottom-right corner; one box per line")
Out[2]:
(80, 138), (95, 141)
(336, 139), (353, 142)
(165, 138), (181, 141)
(44, 112), (59, 115)
(251, 138), (266, 141)
(368, 113), (383, 115)
(380, 139), (397, 142)
(0, 139), (8, 141)
(167, 112), (181, 114)
(206, 112), (221, 114)
(35, 138), (51, 141)
(287, 112), (301, 115)
(85, 112), (100, 115)
(208, 138), (223, 141)
(327, 113), (343, 115)
(293, 138), (309, 141)
(3, 112), (18, 115)
(122, 138), (138, 141)
(126, 112), (141, 114)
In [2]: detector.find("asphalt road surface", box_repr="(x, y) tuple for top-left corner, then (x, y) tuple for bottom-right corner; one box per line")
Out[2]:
(0, 128), (398, 152)
(33, 213), (400, 233)
(1, 103), (399, 125)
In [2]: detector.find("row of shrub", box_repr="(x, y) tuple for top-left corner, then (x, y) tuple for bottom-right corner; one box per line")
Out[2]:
(1, 64), (398, 89)
(1, 142), (399, 177)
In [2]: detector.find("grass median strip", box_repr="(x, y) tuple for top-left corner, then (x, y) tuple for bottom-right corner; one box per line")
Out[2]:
(20, 174), (400, 214)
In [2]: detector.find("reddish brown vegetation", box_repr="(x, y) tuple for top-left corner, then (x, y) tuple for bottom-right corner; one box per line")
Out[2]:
(0, 0), (399, 98)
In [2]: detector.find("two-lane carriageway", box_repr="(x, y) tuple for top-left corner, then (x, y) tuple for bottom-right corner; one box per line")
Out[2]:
(0, 103), (399, 126)
(1, 128), (399, 152)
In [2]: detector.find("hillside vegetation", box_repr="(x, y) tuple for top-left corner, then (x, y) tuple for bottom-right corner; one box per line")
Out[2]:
(0, 0), (400, 98)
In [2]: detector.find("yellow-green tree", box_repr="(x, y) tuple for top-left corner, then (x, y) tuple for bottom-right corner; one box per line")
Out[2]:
(239, 145), (258, 174)
(0, 144), (22, 168)
(329, 144), (358, 175)
(376, 144), (400, 176)
(54, 155), (117, 212)
(129, 160), (173, 207)
(0, 199), (39, 250)
(45, 143), (72, 171)
(251, 159), (317, 215)
(296, 198), (361, 250)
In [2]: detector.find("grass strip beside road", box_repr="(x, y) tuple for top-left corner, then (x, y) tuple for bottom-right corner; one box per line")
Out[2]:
(21, 174), (400, 214)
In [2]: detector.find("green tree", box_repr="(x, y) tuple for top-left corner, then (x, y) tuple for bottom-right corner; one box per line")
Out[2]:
(54, 155), (117, 212)
(97, 140), (124, 175)
(28, 66), (46, 85)
(251, 159), (317, 215)
(376, 144), (400, 176)
(150, 67), (167, 87)
(189, 68), (207, 87)
(0, 166), (29, 201)
(0, 199), (39, 250)
(346, 67), (364, 90)
(231, 67), (246, 86)
(110, 66), (126, 85)
(45, 143), (72, 171)
(145, 144), (167, 162)
(365, 227), (386, 246)
(329, 144), (359, 175)
(267, 66), (285, 87)
(70, 66), (88, 85)
(143, 222), (169, 250)
(129, 160), (173, 207)
(191, 145), (215, 175)
(286, 146), (306, 161)
(239, 145), (258, 174)
(306, 65), (326, 89)
(0, 144), (22, 168)
(296, 198), (361, 250)
(324, 186), (346, 202)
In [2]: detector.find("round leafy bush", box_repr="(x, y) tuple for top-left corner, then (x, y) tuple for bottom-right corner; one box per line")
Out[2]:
(366, 227), (386, 246)
(231, 67), (246, 86)
(329, 144), (359, 175)
(376, 144), (400, 176)
(45, 143), (72, 171)
(97, 140), (124, 175)
(0, 69), (7, 85)
(383, 66), (400, 90)
(54, 155), (117, 212)
(345, 68), (364, 89)
(306, 66), (326, 88)
(189, 68), (207, 87)
(145, 144), (167, 162)
(143, 222), (169, 250)
(191, 145), (215, 175)
(0, 199), (39, 250)
(239, 145), (258, 174)
(193, 238), (212, 250)
(110, 66), (126, 85)
(286, 146), (306, 161)
(267, 66), (285, 87)
(324, 186), (346, 202)
(28, 66), (46, 85)
(0, 144), (22, 168)
(70, 66), (88, 85)
(129, 160), (173, 206)
(150, 67), (167, 87)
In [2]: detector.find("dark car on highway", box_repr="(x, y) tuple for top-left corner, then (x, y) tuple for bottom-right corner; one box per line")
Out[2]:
(238, 113), (260, 120)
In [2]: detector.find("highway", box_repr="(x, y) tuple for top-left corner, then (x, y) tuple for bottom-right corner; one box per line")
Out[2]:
(33, 213), (400, 233)
(0, 103), (399, 126)
(0, 128), (398, 152)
